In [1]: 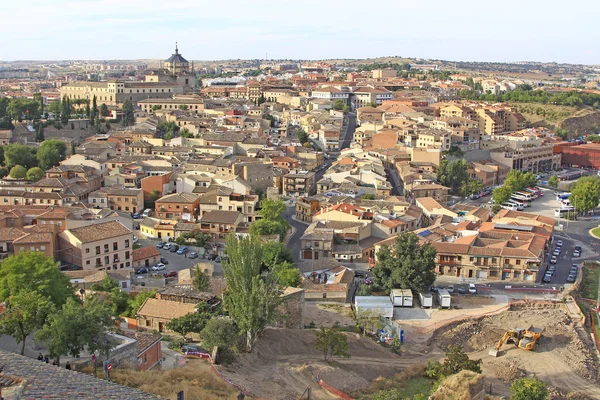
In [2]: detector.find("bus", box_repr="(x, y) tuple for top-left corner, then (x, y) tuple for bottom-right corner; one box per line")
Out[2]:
(512, 192), (532, 202)
(555, 207), (575, 217)
(516, 191), (534, 200)
(506, 200), (525, 211)
(529, 186), (543, 196)
(509, 197), (528, 208)
(501, 203), (518, 211)
(523, 188), (539, 198)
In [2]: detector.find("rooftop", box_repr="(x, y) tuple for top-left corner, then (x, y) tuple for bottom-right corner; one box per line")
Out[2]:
(65, 221), (132, 244)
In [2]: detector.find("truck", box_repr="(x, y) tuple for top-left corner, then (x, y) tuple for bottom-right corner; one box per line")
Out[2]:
(437, 289), (451, 308)
(419, 292), (433, 308)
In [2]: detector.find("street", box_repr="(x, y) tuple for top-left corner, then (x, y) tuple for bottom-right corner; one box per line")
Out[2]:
(339, 112), (356, 150)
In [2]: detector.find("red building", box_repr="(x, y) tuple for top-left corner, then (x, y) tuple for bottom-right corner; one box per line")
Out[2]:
(557, 143), (600, 169)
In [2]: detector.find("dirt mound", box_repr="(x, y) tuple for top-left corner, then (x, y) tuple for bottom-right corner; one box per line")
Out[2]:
(430, 370), (498, 400)
(488, 356), (527, 383)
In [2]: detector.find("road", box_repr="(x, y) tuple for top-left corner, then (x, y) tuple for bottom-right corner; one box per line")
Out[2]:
(339, 112), (356, 150)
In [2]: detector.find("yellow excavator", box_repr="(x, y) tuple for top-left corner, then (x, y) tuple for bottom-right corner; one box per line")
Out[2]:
(489, 326), (544, 357)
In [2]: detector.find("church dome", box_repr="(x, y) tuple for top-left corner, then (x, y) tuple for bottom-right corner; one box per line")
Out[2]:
(165, 43), (188, 64)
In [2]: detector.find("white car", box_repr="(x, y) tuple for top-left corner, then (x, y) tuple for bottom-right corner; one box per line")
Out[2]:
(133, 235), (138, 243)
(163, 243), (172, 250)
(151, 263), (166, 271)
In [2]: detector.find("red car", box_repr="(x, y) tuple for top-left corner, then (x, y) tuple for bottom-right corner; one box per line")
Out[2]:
(163, 271), (177, 278)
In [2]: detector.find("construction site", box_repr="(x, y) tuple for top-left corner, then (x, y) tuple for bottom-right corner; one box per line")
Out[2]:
(216, 300), (600, 399)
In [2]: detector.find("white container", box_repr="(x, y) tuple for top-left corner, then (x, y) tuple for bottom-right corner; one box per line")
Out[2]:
(437, 289), (451, 308)
(419, 292), (433, 308)
(390, 289), (404, 307)
(401, 289), (413, 307)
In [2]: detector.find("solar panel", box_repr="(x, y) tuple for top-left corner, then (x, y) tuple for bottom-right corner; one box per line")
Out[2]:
(418, 230), (432, 237)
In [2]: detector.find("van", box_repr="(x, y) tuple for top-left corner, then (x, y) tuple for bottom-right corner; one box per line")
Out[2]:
(501, 203), (517, 211)
(469, 284), (477, 294)
(506, 200), (524, 211)
(142, 208), (152, 217)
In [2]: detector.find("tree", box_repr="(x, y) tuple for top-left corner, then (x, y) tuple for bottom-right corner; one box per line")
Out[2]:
(372, 232), (437, 293)
(587, 134), (600, 143)
(9, 165), (26, 179)
(362, 193), (375, 200)
(70, 141), (76, 155)
(314, 328), (350, 361)
(179, 105), (188, 111)
(425, 345), (482, 379)
(125, 289), (156, 318)
(492, 185), (512, 205)
(445, 145), (464, 158)
(271, 261), (301, 287)
(146, 189), (160, 209)
(99, 103), (109, 117)
(35, 124), (44, 142)
(250, 199), (290, 240)
(164, 132), (174, 141)
(334, 100), (345, 110)
(85, 102), (91, 118)
(201, 318), (238, 350)
(37, 297), (114, 365)
(26, 167), (44, 182)
(571, 180), (600, 212)
(122, 99), (134, 125)
(192, 265), (211, 292)
(91, 95), (97, 122)
(548, 175), (559, 188)
(180, 128), (193, 138)
(436, 159), (468, 195)
(463, 179), (484, 197)
(90, 275), (119, 292)
(193, 232), (212, 248)
(356, 308), (383, 336)
(222, 235), (282, 351)
(36, 139), (67, 170)
(0, 292), (54, 355)
(510, 377), (549, 400)
(3, 143), (37, 169)
(262, 241), (294, 269)
(296, 128), (309, 144)
(0, 252), (72, 308)
(107, 287), (130, 317)
(60, 96), (71, 125)
(167, 312), (210, 341)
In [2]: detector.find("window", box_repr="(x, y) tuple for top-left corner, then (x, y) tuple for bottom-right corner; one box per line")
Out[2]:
(104, 244), (109, 253)
(125, 240), (130, 248)
(86, 260), (90, 265)
(86, 248), (90, 254)
(516, 260), (521, 265)
(122, 281), (128, 289)
(113, 242), (118, 251)
(125, 251), (130, 260)
(96, 246), (101, 255)
(105, 256), (109, 264)
(40, 246), (45, 251)
(96, 258), (101, 266)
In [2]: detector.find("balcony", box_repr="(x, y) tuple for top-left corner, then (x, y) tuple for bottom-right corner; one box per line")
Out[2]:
(439, 260), (458, 266)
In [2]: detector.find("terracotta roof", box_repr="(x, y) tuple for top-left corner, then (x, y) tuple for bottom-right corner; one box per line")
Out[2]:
(133, 246), (161, 262)
(0, 350), (164, 399)
(136, 298), (197, 320)
(156, 193), (200, 204)
(66, 221), (132, 244)
(127, 331), (162, 356)
(0, 227), (26, 242)
(199, 210), (241, 224)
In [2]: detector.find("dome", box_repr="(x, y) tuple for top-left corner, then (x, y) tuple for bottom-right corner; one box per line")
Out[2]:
(165, 43), (188, 64)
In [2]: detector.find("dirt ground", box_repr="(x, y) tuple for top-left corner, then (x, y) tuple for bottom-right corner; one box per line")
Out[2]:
(427, 304), (600, 398)
(304, 303), (356, 328)
(220, 303), (600, 399)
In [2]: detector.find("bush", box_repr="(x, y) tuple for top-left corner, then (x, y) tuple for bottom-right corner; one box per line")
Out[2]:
(167, 339), (185, 350)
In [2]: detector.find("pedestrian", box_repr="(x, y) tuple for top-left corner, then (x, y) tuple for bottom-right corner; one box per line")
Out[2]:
(37, 353), (43, 361)
(65, 362), (71, 370)
(44, 356), (49, 364)
(52, 359), (57, 366)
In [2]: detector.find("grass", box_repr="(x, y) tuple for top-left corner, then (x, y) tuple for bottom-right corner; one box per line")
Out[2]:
(351, 365), (435, 400)
(592, 227), (600, 238)
(580, 262), (600, 301)
(83, 360), (239, 400)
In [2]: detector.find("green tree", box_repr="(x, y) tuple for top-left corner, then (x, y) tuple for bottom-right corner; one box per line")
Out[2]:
(193, 232), (212, 248)
(26, 167), (44, 181)
(492, 185), (512, 205)
(70, 141), (76, 155)
(356, 308), (384, 336)
(362, 193), (375, 200)
(0, 292), (54, 355)
(122, 99), (134, 125)
(167, 312), (210, 341)
(151, 105), (162, 111)
(201, 318), (238, 350)
(91, 95), (97, 122)
(425, 345), (482, 379)
(85, 102), (91, 118)
(262, 241), (294, 269)
(250, 199), (290, 240)
(271, 261), (301, 287)
(35, 124), (45, 142)
(510, 377), (549, 400)
(179, 105), (188, 111)
(164, 132), (174, 141)
(222, 235), (282, 351)
(436, 159), (468, 195)
(314, 328), (350, 361)
(548, 175), (559, 188)
(99, 103), (109, 117)
(36, 139), (67, 170)
(0, 252), (72, 308)
(9, 165), (26, 179)
(334, 100), (345, 110)
(147, 189), (160, 209)
(372, 232), (437, 293)
(192, 265), (211, 292)
(571, 180), (600, 212)
(463, 179), (484, 197)
(125, 289), (156, 318)
(180, 128), (193, 138)
(587, 134), (600, 143)
(107, 288), (130, 317)
(37, 297), (114, 365)
(445, 145), (464, 157)
(90, 275), (119, 292)
(296, 128), (309, 144)
(4, 143), (37, 169)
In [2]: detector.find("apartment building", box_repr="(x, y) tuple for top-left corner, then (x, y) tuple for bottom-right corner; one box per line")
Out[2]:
(155, 193), (201, 221)
(468, 161), (510, 188)
(352, 86), (393, 107)
(198, 188), (258, 223)
(138, 95), (205, 114)
(311, 86), (350, 104)
(416, 130), (451, 151)
(295, 197), (320, 223)
(283, 171), (316, 197)
(488, 139), (560, 172)
(58, 220), (133, 270)
(89, 187), (144, 213)
(198, 210), (243, 240)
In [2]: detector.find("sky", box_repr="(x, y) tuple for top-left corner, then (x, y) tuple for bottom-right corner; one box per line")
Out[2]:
(1, 0), (599, 64)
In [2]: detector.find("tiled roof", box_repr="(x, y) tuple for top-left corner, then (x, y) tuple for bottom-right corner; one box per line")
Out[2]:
(156, 193), (200, 204)
(199, 210), (241, 224)
(136, 298), (197, 320)
(133, 246), (161, 262)
(66, 221), (132, 244)
(0, 350), (165, 399)
(0, 227), (26, 242)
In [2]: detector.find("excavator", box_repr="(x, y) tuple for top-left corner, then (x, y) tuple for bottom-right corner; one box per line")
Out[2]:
(489, 326), (544, 357)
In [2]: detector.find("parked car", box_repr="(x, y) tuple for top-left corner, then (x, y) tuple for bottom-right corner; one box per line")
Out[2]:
(177, 246), (189, 255)
(553, 249), (561, 256)
(135, 267), (148, 274)
(548, 265), (556, 274)
(214, 256), (221, 263)
(556, 240), (563, 247)
(207, 253), (217, 261)
(573, 249), (581, 257)
(354, 271), (367, 278)
(132, 213), (141, 219)
(156, 242), (165, 249)
(151, 263), (166, 271)
(550, 256), (558, 264)
(189, 252), (198, 259)
(169, 245), (180, 253)
(457, 287), (467, 294)
(164, 271), (177, 278)
(469, 284), (477, 294)
(163, 243), (172, 250)
(543, 273), (552, 283)
(160, 257), (169, 265)
(567, 274), (576, 283)
(133, 235), (139, 243)
(446, 285), (455, 293)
